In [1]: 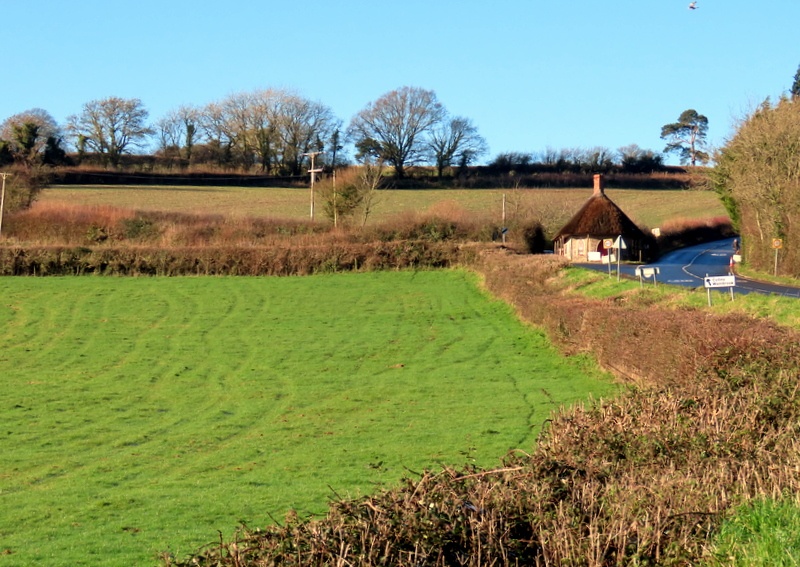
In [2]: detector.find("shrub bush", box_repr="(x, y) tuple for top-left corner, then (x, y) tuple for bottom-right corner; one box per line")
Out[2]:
(0, 242), (470, 276)
(121, 216), (159, 241)
(521, 220), (548, 253)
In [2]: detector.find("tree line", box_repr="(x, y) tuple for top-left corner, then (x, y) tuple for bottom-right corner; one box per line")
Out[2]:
(0, 85), (716, 181)
(706, 63), (800, 276)
(713, 95), (800, 276)
(0, 87), (489, 179)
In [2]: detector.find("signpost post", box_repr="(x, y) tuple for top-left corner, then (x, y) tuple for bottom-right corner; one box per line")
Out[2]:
(635, 266), (660, 288)
(772, 238), (783, 276)
(603, 238), (613, 276)
(612, 236), (626, 281)
(704, 274), (736, 306)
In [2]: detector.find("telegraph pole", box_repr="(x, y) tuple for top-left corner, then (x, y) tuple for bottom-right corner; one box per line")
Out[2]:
(501, 193), (506, 244)
(0, 172), (10, 238)
(332, 169), (338, 228)
(302, 151), (323, 221)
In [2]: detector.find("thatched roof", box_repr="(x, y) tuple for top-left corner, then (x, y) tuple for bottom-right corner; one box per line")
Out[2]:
(554, 189), (646, 241)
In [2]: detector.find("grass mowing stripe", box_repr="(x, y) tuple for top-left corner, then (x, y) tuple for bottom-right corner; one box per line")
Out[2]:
(0, 271), (617, 566)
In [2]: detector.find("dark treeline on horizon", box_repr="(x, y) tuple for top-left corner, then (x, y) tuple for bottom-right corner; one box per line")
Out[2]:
(0, 88), (692, 183)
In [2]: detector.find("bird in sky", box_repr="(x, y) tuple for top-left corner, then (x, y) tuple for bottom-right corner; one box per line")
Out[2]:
(688, 1), (698, 9)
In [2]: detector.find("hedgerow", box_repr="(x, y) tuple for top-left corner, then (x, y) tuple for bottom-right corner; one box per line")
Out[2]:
(0, 242), (474, 276)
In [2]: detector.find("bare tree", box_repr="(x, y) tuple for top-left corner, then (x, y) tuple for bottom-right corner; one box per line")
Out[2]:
(195, 89), (339, 174)
(156, 105), (202, 162)
(617, 144), (664, 173)
(222, 91), (257, 169)
(248, 89), (282, 173)
(276, 93), (339, 176)
(66, 97), (153, 166)
(199, 101), (237, 166)
(537, 147), (560, 167)
(319, 162), (385, 227)
(427, 116), (488, 179)
(348, 86), (445, 178)
(155, 112), (183, 161)
(356, 161), (384, 226)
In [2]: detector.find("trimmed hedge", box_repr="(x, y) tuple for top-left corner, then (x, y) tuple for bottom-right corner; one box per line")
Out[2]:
(0, 241), (477, 276)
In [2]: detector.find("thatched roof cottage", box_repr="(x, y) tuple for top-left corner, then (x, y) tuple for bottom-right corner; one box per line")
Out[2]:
(553, 174), (649, 262)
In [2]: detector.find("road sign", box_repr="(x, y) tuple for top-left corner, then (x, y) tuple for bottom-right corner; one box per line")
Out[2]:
(635, 266), (659, 278)
(635, 266), (660, 288)
(603, 238), (613, 249)
(612, 236), (627, 250)
(772, 238), (783, 249)
(704, 275), (736, 288)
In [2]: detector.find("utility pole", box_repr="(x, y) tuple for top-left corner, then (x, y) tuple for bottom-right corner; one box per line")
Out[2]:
(332, 170), (338, 228)
(302, 151), (323, 221)
(0, 172), (10, 238)
(501, 193), (506, 244)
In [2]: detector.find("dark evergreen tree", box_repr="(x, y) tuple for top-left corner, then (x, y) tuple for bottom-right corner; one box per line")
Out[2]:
(791, 63), (800, 98)
(660, 109), (710, 166)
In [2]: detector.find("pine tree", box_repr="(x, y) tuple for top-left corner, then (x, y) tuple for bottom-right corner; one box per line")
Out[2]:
(791, 64), (800, 98)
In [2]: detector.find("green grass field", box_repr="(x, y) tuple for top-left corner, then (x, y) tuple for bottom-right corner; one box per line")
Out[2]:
(38, 185), (727, 230)
(703, 498), (800, 566)
(0, 270), (617, 566)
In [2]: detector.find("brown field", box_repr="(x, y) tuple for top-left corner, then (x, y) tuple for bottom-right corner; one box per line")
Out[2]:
(2, 184), (731, 276)
(37, 184), (727, 231)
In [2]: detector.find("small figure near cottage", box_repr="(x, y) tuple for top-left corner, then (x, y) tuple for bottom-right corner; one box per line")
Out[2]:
(732, 238), (740, 254)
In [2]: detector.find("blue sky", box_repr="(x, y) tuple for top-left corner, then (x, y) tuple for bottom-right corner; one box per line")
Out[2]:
(2, 0), (798, 164)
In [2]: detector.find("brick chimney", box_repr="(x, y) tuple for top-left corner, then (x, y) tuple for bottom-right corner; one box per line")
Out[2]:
(593, 173), (605, 196)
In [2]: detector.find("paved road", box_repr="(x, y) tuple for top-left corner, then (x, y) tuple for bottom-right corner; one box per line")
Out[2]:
(578, 237), (800, 297)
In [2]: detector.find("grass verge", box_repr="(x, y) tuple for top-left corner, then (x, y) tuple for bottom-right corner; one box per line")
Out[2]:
(702, 497), (800, 566)
(561, 265), (800, 330)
